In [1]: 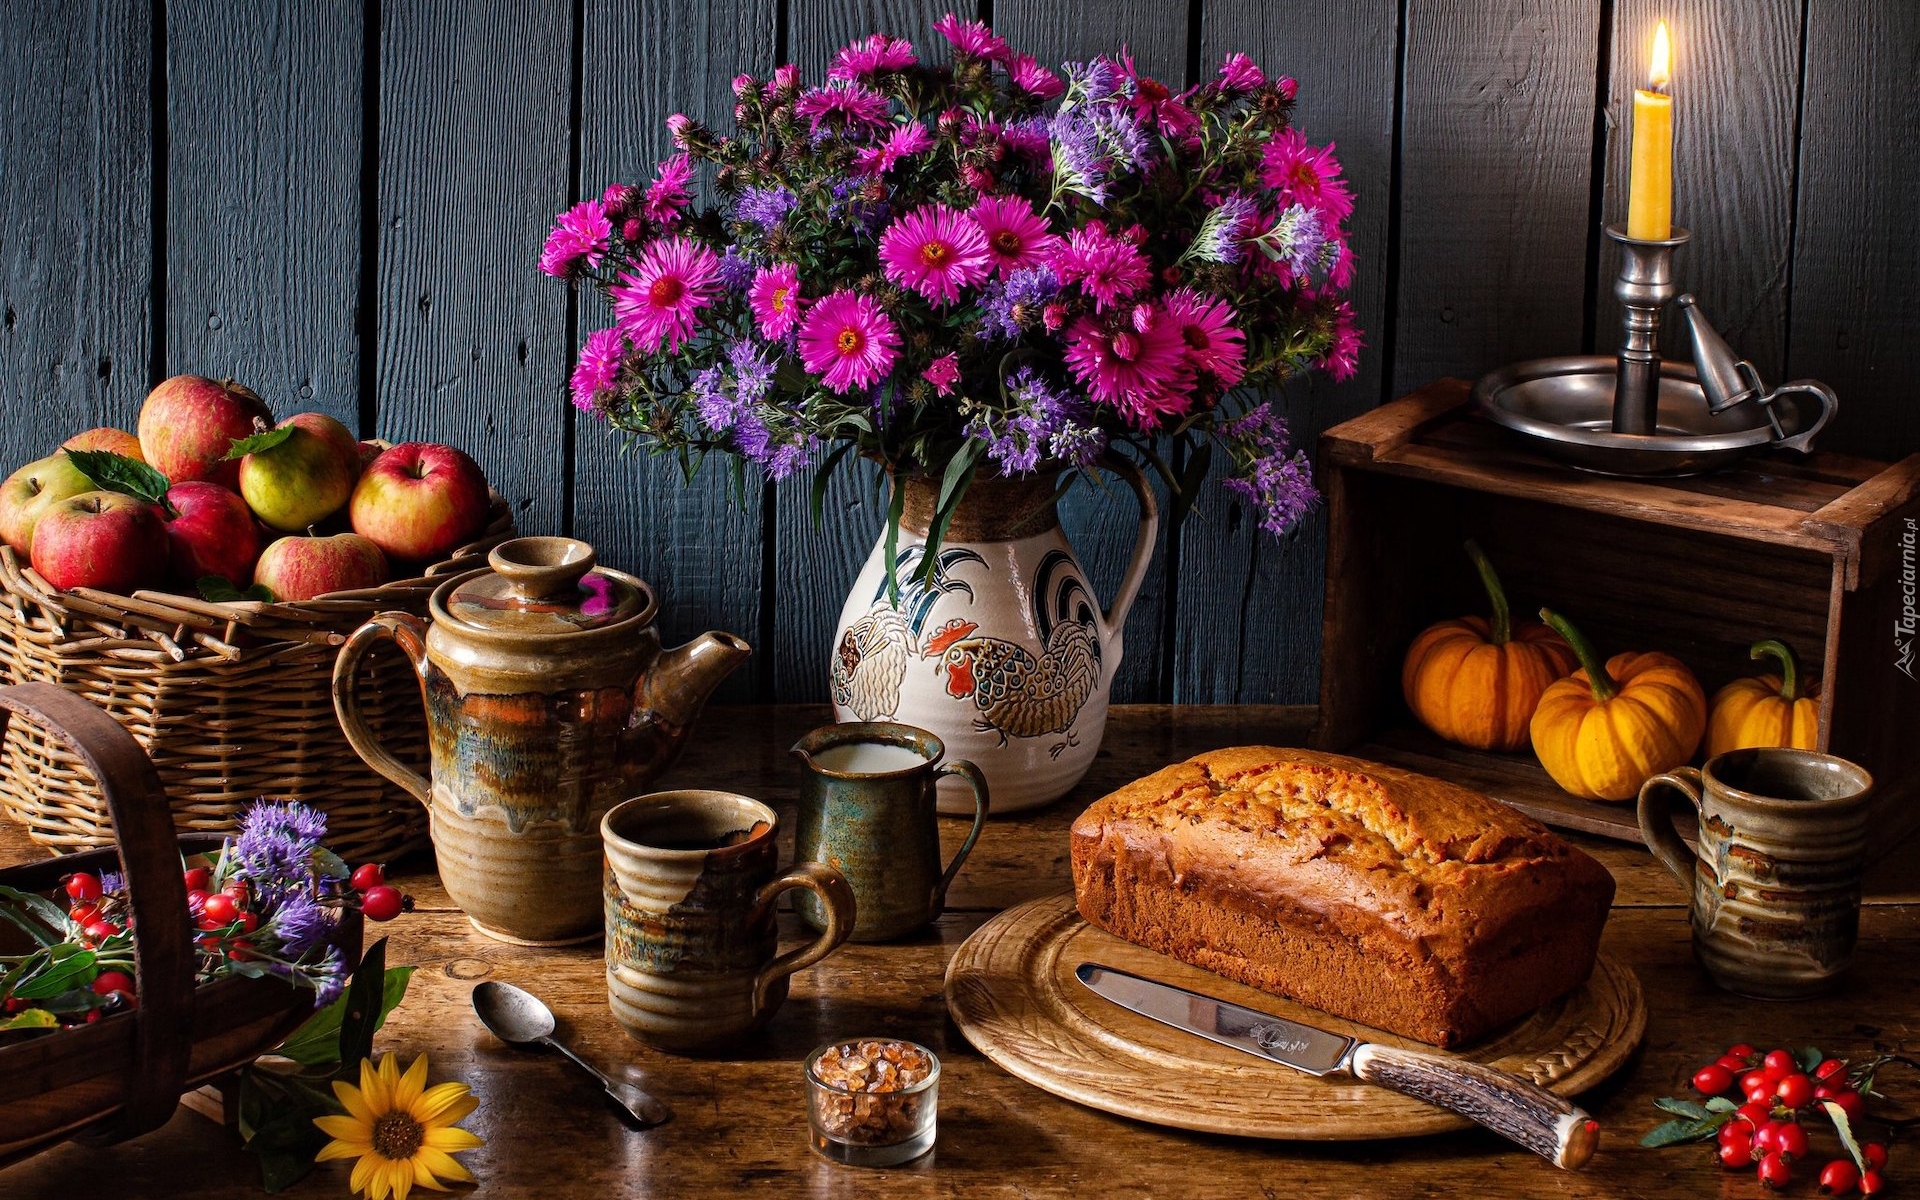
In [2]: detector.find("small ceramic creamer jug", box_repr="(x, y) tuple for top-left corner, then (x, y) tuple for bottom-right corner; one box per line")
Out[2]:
(332, 536), (749, 945)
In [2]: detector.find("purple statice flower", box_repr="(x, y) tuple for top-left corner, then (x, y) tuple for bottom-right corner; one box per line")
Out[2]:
(271, 891), (335, 958)
(1251, 203), (1327, 276)
(1219, 406), (1320, 536)
(308, 945), (348, 1008)
(1048, 105), (1152, 205)
(977, 266), (1061, 342)
(967, 412), (1046, 475)
(825, 177), (889, 238)
(735, 185), (797, 231)
(728, 339), (777, 404)
(763, 437), (818, 480)
(717, 245), (759, 293)
(690, 364), (739, 433)
(235, 800), (327, 888)
(99, 870), (126, 895)
(1184, 192), (1260, 265)
(1009, 367), (1106, 467)
(1061, 57), (1126, 104)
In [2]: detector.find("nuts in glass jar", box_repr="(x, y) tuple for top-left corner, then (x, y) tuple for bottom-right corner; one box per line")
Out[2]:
(807, 1038), (937, 1148)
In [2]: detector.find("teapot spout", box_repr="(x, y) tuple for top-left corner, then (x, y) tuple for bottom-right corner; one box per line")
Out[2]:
(639, 631), (752, 758)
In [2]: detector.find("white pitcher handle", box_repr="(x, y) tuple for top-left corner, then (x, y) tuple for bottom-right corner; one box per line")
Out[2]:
(1095, 454), (1160, 633)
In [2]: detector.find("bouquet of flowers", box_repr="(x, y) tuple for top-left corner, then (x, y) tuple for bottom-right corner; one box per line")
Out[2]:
(0, 800), (405, 1032)
(542, 13), (1359, 566)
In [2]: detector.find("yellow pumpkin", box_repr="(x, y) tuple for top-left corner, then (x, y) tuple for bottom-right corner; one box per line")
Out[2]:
(1529, 609), (1707, 802)
(1402, 542), (1575, 752)
(1705, 639), (1821, 758)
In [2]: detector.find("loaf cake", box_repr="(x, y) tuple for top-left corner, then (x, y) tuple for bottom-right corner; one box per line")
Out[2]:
(1070, 747), (1615, 1048)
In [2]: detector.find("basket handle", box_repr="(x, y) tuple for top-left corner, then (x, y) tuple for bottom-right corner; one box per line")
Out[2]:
(331, 614), (433, 808)
(0, 683), (196, 1141)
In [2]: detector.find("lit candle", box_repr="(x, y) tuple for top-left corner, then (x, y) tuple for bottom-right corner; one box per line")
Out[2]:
(1626, 21), (1674, 240)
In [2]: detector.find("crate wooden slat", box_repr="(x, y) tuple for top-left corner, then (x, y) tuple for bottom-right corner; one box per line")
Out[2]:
(1315, 379), (1920, 851)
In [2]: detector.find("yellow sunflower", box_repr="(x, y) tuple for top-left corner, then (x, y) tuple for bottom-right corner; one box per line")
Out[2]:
(314, 1052), (484, 1200)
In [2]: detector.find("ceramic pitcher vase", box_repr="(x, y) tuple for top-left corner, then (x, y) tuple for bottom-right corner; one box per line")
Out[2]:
(829, 463), (1158, 813)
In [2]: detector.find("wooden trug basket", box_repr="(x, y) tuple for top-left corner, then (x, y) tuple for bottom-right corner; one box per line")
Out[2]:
(0, 500), (514, 864)
(0, 682), (364, 1168)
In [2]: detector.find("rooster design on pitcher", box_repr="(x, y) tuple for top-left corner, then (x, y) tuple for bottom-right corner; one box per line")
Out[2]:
(923, 551), (1101, 759)
(831, 546), (987, 722)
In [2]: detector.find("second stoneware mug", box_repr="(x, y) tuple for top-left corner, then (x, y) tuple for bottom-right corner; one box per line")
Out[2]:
(1638, 747), (1874, 999)
(602, 790), (855, 1052)
(790, 722), (990, 942)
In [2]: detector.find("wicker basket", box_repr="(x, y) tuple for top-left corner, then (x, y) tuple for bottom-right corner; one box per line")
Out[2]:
(0, 682), (364, 1168)
(0, 501), (514, 864)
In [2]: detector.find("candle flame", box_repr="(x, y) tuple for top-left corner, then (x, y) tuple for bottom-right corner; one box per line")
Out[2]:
(1649, 21), (1672, 90)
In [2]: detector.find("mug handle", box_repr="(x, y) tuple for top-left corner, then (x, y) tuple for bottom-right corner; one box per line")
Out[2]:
(1637, 766), (1705, 888)
(930, 759), (991, 916)
(331, 613), (433, 808)
(752, 862), (856, 1014)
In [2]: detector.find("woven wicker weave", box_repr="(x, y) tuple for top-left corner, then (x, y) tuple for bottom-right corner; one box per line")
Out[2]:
(0, 501), (514, 863)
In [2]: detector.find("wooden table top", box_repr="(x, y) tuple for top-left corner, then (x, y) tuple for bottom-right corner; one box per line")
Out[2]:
(2, 705), (1914, 1198)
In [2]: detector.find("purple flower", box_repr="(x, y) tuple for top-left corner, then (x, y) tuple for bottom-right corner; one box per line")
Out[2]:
(977, 265), (1060, 342)
(691, 364), (739, 433)
(1048, 105), (1151, 206)
(99, 871), (125, 895)
(728, 339), (777, 404)
(235, 800), (327, 887)
(1249, 203), (1327, 275)
(271, 891), (335, 958)
(717, 245), (759, 292)
(309, 945), (348, 1008)
(1184, 193), (1260, 265)
(1062, 57), (1126, 103)
(1219, 406), (1320, 536)
(735, 185), (797, 231)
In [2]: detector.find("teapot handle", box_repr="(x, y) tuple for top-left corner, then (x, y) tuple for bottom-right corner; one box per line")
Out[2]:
(331, 613), (433, 808)
(1095, 454), (1161, 634)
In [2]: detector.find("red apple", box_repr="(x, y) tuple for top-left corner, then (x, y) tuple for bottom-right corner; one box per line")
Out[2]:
(137, 375), (273, 488)
(29, 491), (169, 593)
(164, 481), (262, 589)
(236, 412), (362, 533)
(63, 427), (144, 460)
(0, 453), (95, 556)
(349, 443), (489, 562)
(252, 532), (388, 601)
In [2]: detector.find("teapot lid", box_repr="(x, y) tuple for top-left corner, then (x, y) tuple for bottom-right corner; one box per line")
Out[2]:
(441, 537), (651, 635)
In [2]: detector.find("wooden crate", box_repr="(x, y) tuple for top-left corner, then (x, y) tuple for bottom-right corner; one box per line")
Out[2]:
(1314, 379), (1920, 847)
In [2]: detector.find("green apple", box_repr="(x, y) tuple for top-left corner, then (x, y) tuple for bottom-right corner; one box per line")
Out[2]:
(236, 412), (362, 533)
(0, 453), (95, 556)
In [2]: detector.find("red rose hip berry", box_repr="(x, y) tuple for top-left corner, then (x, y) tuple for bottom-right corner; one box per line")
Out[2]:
(360, 885), (405, 922)
(1863, 1145), (1888, 1171)
(1820, 1159), (1862, 1195)
(1778, 1073), (1816, 1109)
(1859, 1169), (1887, 1197)
(1759, 1150), (1794, 1189)
(349, 863), (386, 892)
(1764, 1049), (1799, 1076)
(64, 873), (102, 903)
(200, 892), (239, 925)
(1695, 1064), (1736, 1095)
(90, 970), (134, 996)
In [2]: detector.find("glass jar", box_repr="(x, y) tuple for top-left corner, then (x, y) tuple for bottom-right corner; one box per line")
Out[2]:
(804, 1038), (940, 1166)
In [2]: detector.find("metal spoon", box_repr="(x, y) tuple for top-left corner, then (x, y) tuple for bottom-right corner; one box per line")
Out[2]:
(471, 980), (671, 1127)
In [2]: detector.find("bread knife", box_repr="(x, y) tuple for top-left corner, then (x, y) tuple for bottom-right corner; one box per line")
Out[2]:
(1075, 962), (1599, 1170)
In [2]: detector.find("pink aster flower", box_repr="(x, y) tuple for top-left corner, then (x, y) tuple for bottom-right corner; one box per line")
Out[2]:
(798, 291), (901, 393)
(922, 354), (961, 396)
(1161, 289), (1247, 388)
(878, 205), (991, 307)
(1063, 309), (1193, 427)
(794, 82), (892, 135)
(748, 263), (804, 340)
(1007, 54), (1064, 99)
(570, 327), (627, 413)
(610, 236), (720, 353)
(1320, 297), (1363, 382)
(1048, 222), (1151, 311)
(828, 33), (918, 81)
(764, 63), (801, 100)
(1261, 129), (1355, 225)
(538, 200), (611, 279)
(970, 194), (1062, 276)
(643, 153), (695, 225)
(1118, 51), (1199, 139)
(933, 13), (1011, 62)
(854, 121), (934, 175)
(1217, 53), (1265, 93)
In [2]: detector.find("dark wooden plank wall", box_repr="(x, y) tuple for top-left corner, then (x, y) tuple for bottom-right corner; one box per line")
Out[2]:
(2, 0), (1915, 704)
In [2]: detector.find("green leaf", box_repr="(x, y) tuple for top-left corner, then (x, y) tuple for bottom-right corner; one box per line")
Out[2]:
(64, 449), (174, 513)
(1653, 1097), (1710, 1121)
(276, 960), (413, 1067)
(0, 885), (65, 947)
(197, 575), (274, 603)
(1640, 1115), (1723, 1148)
(13, 946), (98, 998)
(1705, 1096), (1738, 1113)
(245, 1110), (332, 1193)
(1798, 1046), (1826, 1074)
(1822, 1100), (1868, 1172)
(334, 937), (389, 1072)
(309, 847), (352, 882)
(1170, 439), (1211, 529)
(0, 1007), (57, 1032)
(809, 442), (856, 528)
(223, 425), (293, 461)
(881, 476), (906, 609)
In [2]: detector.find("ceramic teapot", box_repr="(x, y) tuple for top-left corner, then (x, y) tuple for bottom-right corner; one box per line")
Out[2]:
(332, 536), (749, 945)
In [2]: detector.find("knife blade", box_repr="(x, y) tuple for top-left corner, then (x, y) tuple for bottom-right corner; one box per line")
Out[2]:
(1076, 963), (1600, 1170)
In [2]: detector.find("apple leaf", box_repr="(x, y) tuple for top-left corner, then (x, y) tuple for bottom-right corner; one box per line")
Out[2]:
(64, 449), (175, 515)
(224, 426), (294, 460)
(198, 575), (274, 603)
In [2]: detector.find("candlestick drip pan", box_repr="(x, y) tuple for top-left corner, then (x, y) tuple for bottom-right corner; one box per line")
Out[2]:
(1473, 357), (1836, 477)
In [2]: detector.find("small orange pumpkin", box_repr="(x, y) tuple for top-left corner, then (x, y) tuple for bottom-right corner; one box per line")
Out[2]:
(1402, 542), (1575, 752)
(1705, 639), (1821, 758)
(1529, 609), (1707, 802)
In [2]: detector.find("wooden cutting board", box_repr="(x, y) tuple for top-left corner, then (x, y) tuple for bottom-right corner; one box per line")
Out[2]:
(944, 891), (1646, 1141)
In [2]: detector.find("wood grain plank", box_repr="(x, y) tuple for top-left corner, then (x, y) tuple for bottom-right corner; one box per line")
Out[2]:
(373, 0), (572, 536)
(0, 0), (152, 465)
(163, 0), (363, 426)
(766, 0), (969, 701)
(991, 0), (1187, 702)
(1593, 0), (1798, 380)
(572, 0), (774, 701)
(1391, 0), (1601, 395)
(1786, 0), (1920, 459)
(1177, 0), (1399, 702)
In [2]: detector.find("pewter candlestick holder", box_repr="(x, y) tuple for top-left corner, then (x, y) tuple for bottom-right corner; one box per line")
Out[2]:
(1472, 223), (1839, 477)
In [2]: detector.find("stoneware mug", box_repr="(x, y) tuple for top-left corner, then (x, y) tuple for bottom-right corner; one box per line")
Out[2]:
(1637, 747), (1874, 999)
(790, 722), (990, 942)
(602, 790), (856, 1052)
